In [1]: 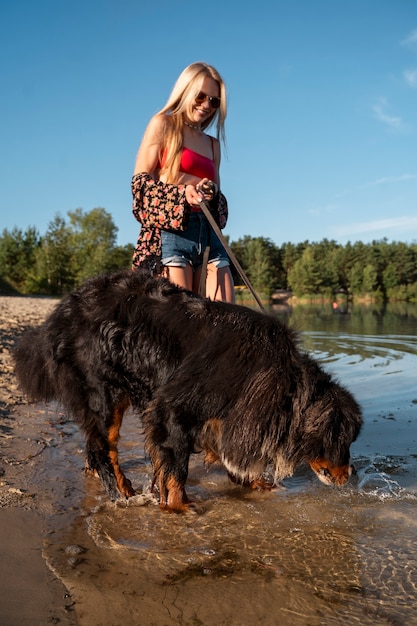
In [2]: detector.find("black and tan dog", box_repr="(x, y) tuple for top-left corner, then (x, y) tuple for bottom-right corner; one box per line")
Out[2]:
(13, 270), (362, 511)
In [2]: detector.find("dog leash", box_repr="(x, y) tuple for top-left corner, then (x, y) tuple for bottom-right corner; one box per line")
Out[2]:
(198, 235), (211, 298)
(198, 200), (267, 313)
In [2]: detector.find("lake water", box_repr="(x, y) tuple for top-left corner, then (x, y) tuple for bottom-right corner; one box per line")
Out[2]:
(35, 301), (417, 625)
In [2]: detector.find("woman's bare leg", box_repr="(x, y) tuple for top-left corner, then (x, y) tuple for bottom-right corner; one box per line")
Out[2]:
(194, 264), (235, 303)
(163, 265), (193, 291)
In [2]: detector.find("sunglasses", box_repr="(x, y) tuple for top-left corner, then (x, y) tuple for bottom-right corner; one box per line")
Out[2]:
(194, 91), (221, 109)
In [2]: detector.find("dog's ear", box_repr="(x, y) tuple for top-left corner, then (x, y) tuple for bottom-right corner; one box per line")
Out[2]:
(319, 385), (362, 466)
(298, 382), (362, 467)
(233, 366), (292, 421)
(221, 366), (293, 456)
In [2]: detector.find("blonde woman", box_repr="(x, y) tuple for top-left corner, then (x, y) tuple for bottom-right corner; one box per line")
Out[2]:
(131, 62), (234, 303)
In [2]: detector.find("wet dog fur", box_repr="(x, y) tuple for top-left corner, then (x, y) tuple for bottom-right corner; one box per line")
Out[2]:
(13, 270), (362, 511)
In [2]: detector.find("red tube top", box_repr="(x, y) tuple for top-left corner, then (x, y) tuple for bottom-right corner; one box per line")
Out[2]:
(159, 138), (216, 181)
(179, 146), (215, 180)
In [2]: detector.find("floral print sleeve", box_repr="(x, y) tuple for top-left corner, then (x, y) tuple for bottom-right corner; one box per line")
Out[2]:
(131, 172), (189, 270)
(131, 171), (229, 270)
(209, 191), (228, 230)
(132, 172), (189, 230)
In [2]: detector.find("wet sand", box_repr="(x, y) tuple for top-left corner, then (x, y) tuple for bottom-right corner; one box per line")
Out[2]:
(1, 295), (417, 625)
(0, 295), (75, 625)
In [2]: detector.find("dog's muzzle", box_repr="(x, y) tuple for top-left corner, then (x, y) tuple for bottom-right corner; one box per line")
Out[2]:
(308, 459), (354, 486)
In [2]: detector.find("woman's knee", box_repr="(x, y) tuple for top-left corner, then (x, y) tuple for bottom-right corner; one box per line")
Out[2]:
(206, 265), (235, 303)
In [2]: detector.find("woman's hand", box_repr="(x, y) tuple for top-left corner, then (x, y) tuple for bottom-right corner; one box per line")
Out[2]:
(196, 178), (218, 202)
(185, 184), (203, 206)
(185, 179), (218, 206)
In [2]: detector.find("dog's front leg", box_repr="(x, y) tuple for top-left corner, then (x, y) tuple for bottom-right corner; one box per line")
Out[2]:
(85, 398), (134, 500)
(151, 444), (191, 512)
(155, 470), (190, 513)
(144, 405), (192, 512)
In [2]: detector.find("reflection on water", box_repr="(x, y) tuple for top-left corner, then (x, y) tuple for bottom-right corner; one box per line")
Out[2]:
(38, 303), (417, 625)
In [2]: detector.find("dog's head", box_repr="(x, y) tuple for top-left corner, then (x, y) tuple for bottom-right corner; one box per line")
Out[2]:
(300, 379), (362, 487)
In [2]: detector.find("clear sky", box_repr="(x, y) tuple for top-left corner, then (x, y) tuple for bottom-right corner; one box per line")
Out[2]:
(1, 0), (417, 250)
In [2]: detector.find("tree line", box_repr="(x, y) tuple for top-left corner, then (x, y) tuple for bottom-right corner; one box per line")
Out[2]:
(0, 208), (132, 295)
(1, 208), (416, 302)
(232, 235), (417, 302)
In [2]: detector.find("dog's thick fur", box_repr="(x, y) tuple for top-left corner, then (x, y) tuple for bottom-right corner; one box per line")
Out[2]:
(13, 270), (362, 511)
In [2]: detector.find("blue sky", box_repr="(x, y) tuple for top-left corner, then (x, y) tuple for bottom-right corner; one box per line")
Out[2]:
(1, 0), (417, 250)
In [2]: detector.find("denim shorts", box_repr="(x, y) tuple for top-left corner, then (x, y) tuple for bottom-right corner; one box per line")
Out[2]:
(161, 212), (230, 269)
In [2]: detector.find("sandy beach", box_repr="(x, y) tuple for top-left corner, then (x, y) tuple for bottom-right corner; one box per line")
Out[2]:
(0, 295), (75, 625)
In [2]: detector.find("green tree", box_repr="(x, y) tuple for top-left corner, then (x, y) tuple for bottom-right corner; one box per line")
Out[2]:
(383, 262), (398, 292)
(390, 242), (417, 287)
(287, 245), (338, 297)
(68, 207), (120, 282)
(26, 214), (75, 294)
(348, 261), (364, 295)
(22, 209), (131, 294)
(0, 226), (40, 292)
(231, 236), (280, 297)
(107, 244), (134, 271)
(242, 237), (276, 297)
(329, 245), (351, 292)
(362, 263), (379, 295)
(280, 241), (308, 283)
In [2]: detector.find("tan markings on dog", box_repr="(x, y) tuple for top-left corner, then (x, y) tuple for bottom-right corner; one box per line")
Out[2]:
(148, 451), (191, 513)
(161, 475), (190, 513)
(200, 418), (223, 466)
(107, 397), (135, 497)
(308, 458), (352, 486)
(84, 460), (99, 478)
(249, 476), (276, 491)
(204, 449), (220, 465)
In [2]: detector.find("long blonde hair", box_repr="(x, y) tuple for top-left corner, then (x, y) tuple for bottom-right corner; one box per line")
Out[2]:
(157, 62), (227, 182)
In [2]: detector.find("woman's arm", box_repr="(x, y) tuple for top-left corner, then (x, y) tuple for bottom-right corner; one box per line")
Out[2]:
(134, 114), (165, 176)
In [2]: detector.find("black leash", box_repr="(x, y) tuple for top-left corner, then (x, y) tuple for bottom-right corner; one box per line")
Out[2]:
(198, 200), (266, 313)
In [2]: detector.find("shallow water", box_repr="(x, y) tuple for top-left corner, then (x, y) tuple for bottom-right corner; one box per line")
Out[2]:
(34, 303), (417, 625)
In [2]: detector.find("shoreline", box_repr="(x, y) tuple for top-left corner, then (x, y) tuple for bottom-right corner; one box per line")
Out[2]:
(0, 295), (75, 625)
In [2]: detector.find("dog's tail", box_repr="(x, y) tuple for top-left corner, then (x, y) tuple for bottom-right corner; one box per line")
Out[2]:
(13, 327), (57, 402)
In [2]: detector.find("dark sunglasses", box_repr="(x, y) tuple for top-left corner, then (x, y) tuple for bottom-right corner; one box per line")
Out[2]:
(194, 91), (221, 109)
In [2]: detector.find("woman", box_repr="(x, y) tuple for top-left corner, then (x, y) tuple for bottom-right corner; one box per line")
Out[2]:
(131, 62), (235, 303)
